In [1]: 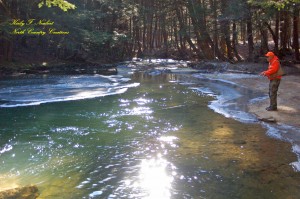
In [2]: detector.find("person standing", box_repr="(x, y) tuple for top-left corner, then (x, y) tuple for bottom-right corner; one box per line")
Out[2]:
(260, 51), (282, 111)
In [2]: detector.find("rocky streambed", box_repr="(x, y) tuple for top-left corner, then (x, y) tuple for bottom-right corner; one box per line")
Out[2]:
(0, 186), (39, 199)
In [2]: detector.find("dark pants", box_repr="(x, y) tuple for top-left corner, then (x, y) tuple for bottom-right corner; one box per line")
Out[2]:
(269, 79), (281, 109)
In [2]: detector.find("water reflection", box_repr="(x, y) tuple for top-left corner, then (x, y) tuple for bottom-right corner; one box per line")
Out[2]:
(138, 154), (173, 199)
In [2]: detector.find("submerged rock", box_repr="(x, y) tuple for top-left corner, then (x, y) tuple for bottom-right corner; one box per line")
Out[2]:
(233, 140), (247, 145)
(0, 185), (39, 199)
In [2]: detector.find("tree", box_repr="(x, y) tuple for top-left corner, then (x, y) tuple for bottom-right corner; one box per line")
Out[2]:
(1, 0), (299, 66)
(38, 0), (76, 11)
(248, 0), (300, 60)
(292, 5), (300, 60)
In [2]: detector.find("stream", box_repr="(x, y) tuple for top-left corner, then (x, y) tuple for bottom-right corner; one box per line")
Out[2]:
(0, 60), (299, 199)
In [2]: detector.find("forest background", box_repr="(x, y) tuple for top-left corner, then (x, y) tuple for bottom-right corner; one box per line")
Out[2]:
(0, 0), (299, 73)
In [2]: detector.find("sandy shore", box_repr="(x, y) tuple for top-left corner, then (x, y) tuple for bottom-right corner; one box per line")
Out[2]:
(227, 75), (300, 129)
(189, 61), (300, 129)
(192, 72), (300, 170)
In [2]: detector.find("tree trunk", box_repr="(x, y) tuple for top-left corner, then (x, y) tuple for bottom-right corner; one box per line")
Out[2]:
(280, 11), (290, 50)
(259, 24), (269, 54)
(240, 21), (246, 45)
(175, 5), (202, 58)
(186, 0), (214, 59)
(247, 20), (254, 61)
(265, 20), (278, 54)
(232, 21), (242, 61)
(246, 5), (254, 61)
(293, 6), (300, 60)
(151, 14), (158, 50)
(274, 11), (280, 54)
(220, 0), (233, 60)
(173, 19), (181, 52)
(211, 0), (219, 59)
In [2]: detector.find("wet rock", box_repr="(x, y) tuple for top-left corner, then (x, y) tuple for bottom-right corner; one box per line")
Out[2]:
(146, 69), (162, 76)
(145, 68), (172, 76)
(258, 117), (277, 123)
(0, 185), (39, 199)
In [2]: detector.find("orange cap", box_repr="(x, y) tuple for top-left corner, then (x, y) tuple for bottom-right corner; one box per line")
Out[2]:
(265, 52), (275, 57)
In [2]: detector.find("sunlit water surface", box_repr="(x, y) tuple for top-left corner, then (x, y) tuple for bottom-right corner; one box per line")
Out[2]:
(0, 68), (300, 198)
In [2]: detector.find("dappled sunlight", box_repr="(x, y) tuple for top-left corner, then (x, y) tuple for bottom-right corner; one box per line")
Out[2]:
(211, 125), (234, 138)
(279, 106), (298, 113)
(208, 122), (262, 169)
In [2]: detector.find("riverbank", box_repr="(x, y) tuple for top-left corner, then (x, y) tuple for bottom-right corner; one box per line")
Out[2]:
(190, 71), (300, 171)
(195, 72), (300, 129)
(188, 61), (300, 127)
(139, 59), (300, 171)
(230, 75), (300, 128)
(0, 61), (118, 77)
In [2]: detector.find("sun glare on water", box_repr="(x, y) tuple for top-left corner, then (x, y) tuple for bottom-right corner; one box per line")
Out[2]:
(138, 154), (173, 199)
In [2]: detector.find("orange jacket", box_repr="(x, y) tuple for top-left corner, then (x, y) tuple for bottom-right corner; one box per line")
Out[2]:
(264, 56), (282, 80)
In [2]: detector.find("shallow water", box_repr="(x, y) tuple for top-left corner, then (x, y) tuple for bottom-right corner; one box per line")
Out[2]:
(0, 69), (300, 198)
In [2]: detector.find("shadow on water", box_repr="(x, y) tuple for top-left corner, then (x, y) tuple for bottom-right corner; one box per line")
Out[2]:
(0, 71), (299, 198)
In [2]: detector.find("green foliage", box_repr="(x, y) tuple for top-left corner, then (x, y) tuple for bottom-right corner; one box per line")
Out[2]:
(38, 0), (76, 11)
(81, 30), (112, 48)
(248, 0), (300, 10)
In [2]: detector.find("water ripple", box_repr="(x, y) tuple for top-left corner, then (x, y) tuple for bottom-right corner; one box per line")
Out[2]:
(0, 144), (13, 154)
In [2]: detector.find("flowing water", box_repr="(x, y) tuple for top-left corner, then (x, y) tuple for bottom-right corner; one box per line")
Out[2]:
(0, 65), (300, 199)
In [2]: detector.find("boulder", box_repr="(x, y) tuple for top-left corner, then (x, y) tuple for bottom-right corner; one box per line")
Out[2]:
(0, 185), (39, 199)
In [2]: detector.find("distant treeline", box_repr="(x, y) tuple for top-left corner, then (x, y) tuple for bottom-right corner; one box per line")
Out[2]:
(0, 0), (299, 65)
